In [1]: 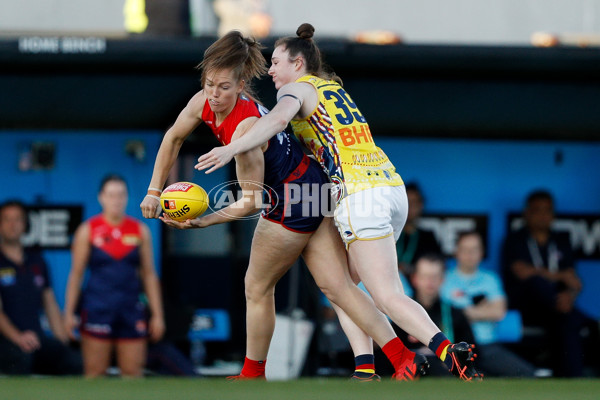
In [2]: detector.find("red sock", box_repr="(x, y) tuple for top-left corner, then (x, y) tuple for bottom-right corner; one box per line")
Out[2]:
(240, 357), (266, 377)
(381, 337), (410, 371)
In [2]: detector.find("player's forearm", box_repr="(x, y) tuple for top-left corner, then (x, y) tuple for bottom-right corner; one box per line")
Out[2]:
(228, 114), (288, 157)
(465, 301), (506, 322)
(0, 312), (22, 344)
(64, 270), (84, 315)
(43, 293), (68, 342)
(149, 134), (185, 189)
(199, 193), (261, 227)
(142, 274), (164, 320)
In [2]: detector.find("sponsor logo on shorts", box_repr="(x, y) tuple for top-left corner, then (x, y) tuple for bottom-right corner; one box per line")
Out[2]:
(136, 320), (147, 334)
(84, 323), (111, 334)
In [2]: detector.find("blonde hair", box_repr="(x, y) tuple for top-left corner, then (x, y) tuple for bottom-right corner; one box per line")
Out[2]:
(198, 31), (267, 99)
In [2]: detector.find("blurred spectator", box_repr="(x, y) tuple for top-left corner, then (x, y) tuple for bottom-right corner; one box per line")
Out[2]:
(395, 182), (441, 279)
(0, 200), (82, 375)
(124, 0), (191, 36)
(214, 0), (272, 38)
(398, 253), (475, 377)
(64, 174), (165, 377)
(502, 190), (598, 377)
(442, 231), (535, 377)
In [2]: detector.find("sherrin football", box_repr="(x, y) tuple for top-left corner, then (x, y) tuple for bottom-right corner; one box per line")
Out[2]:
(160, 182), (209, 222)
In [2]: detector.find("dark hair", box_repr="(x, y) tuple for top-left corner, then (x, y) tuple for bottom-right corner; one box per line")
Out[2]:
(404, 181), (424, 203)
(274, 23), (343, 85)
(198, 31), (267, 100)
(99, 174), (128, 193)
(526, 189), (554, 208)
(414, 252), (446, 271)
(0, 199), (27, 221)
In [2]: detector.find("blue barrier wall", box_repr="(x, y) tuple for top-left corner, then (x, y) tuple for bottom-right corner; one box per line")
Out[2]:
(1, 132), (598, 319)
(380, 137), (600, 318)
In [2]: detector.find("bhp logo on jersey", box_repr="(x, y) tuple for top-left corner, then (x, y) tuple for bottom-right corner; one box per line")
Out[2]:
(338, 124), (373, 146)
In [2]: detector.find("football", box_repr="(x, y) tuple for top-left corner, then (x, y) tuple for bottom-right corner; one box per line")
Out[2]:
(160, 182), (209, 222)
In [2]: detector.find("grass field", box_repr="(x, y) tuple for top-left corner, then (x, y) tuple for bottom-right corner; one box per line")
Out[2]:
(1, 377), (599, 400)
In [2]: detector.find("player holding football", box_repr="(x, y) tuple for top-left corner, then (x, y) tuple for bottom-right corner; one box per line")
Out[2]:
(141, 31), (433, 381)
(195, 24), (481, 381)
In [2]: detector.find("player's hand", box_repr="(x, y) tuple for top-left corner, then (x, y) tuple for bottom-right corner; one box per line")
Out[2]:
(149, 315), (165, 343)
(16, 330), (41, 353)
(159, 214), (195, 229)
(140, 195), (162, 219)
(64, 312), (80, 341)
(195, 145), (235, 174)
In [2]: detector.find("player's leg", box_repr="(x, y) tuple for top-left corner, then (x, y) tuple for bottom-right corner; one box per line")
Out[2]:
(349, 237), (440, 344)
(345, 186), (480, 380)
(81, 334), (113, 377)
(302, 217), (427, 380)
(115, 339), (147, 377)
(234, 217), (311, 379)
(328, 301), (378, 381)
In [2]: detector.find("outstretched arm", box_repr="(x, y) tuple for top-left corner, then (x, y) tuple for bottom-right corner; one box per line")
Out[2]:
(140, 91), (206, 219)
(195, 85), (305, 174)
(160, 117), (266, 229)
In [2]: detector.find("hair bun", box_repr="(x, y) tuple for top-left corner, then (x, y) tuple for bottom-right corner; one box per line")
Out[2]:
(296, 23), (315, 40)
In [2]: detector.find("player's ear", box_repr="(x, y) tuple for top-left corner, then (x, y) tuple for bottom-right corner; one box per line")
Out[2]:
(237, 80), (245, 95)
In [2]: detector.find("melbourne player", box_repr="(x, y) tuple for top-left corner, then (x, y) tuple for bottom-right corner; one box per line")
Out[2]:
(64, 174), (164, 377)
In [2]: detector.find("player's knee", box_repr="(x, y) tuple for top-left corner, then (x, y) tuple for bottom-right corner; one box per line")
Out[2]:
(317, 279), (349, 305)
(371, 290), (409, 315)
(244, 277), (274, 303)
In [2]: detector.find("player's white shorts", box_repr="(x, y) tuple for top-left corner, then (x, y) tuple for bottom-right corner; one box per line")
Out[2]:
(333, 185), (408, 246)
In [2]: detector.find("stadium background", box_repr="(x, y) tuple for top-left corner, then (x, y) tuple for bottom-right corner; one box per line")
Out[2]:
(1, 0), (600, 383)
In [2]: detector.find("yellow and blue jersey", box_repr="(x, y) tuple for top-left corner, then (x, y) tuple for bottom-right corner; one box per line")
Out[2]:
(290, 75), (403, 201)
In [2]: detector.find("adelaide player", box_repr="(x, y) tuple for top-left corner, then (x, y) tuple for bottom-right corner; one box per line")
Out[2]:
(196, 24), (481, 380)
(64, 174), (165, 377)
(140, 31), (429, 381)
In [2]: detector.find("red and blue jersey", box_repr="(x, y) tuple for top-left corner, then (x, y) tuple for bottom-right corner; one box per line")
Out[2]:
(202, 94), (330, 232)
(202, 95), (307, 190)
(81, 215), (143, 309)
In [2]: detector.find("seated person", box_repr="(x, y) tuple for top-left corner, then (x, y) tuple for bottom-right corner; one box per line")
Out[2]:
(442, 231), (535, 377)
(502, 190), (595, 377)
(396, 182), (441, 280)
(0, 200), (82, 375)
(397, 253), (476, 377)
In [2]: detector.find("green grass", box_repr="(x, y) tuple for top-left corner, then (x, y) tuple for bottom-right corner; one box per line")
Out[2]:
(0, 377), (599, 400)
